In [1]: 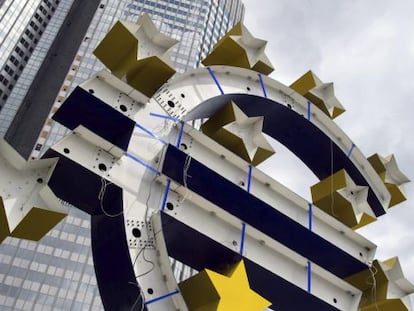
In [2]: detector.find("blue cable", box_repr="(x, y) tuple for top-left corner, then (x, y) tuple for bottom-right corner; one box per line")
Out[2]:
(258, 73), (267, 98)
(347, 143), (356, 158)
(207, 67), (224, 94)
(307, 261), (312, 293)
(307, 203), (313, 293)
(160, 180), (171, 211)
(247, 165), (253, 193)
(176, 122), (184, 148)
(239, 222), (246, 255)
(135, 122), (168, 145)
(145, 290), (180, 305)
(149, 112), (181, 122)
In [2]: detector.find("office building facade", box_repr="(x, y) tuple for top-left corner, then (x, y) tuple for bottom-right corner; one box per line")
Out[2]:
(0, 0), (244, 310)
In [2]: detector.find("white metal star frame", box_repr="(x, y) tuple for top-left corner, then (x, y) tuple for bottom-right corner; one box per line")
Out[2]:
(223, 114), (268, 161)
(229, 29), (273, 71)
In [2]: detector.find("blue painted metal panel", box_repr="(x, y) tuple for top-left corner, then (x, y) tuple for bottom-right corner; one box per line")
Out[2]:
(43, 149), (122, 216)
(161, 144), (368, 278)
(91, 214), (145, 311)
(43, 149), (144, 310)
(183, 94), (385, 217)
(161, 212), (340, 311)
(53, 87), (135, 151)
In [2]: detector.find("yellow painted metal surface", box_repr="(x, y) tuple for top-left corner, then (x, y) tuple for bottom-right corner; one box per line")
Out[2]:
(201, 101), (274, 166)
(346, 260), (389, 307)
(346, 258), (412, 311)
(202, 22), (274, 75)
(360, 299), (409, 311)
(93, 21), (139, 77)
(368, 154), (409, 208)
(311, 169), (376, 229)
(93, 16), (177, 97)
(290, 70), (345, 119)
(0, 198), (10, 243)
(10, 207), (66, 241)
(179, 260), (271, 311)
(126, 56), (176, 98)
(1, 198), (66, 242)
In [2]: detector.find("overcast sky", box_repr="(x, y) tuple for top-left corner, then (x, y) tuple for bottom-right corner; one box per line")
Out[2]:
(242, 0), (414, 293)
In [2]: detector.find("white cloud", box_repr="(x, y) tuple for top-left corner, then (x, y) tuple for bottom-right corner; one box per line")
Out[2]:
(243, 0), (414, 305)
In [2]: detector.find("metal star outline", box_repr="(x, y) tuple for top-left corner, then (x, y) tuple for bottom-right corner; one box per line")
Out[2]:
(93, 14), (178, 97)
(202, 22), (274, 75)
(290, 70), (345, 119)
(200, 101), (275, 166)
(368, 153), (410, 207)
(0, 139), (66, 242)
(311, 169), (376, 229)
(346, 257), (414, 310)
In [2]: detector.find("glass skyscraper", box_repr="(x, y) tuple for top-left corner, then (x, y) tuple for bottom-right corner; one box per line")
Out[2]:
(0, 0), (244, 310)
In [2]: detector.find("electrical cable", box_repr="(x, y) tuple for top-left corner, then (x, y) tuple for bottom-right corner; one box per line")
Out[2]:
(99, 177), (123, 217)
(367, 263), (380, 311)
(179, 153), (192, 203)
(126, 172), (158, 310)
(128, 281), (146, 311)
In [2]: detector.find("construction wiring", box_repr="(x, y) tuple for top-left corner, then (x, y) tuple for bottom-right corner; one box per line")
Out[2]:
(179, 153), (192, 203)
(99, 176), (123, 218)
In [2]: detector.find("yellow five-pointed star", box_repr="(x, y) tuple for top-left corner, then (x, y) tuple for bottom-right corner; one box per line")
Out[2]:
(179, 260), (271, 311)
